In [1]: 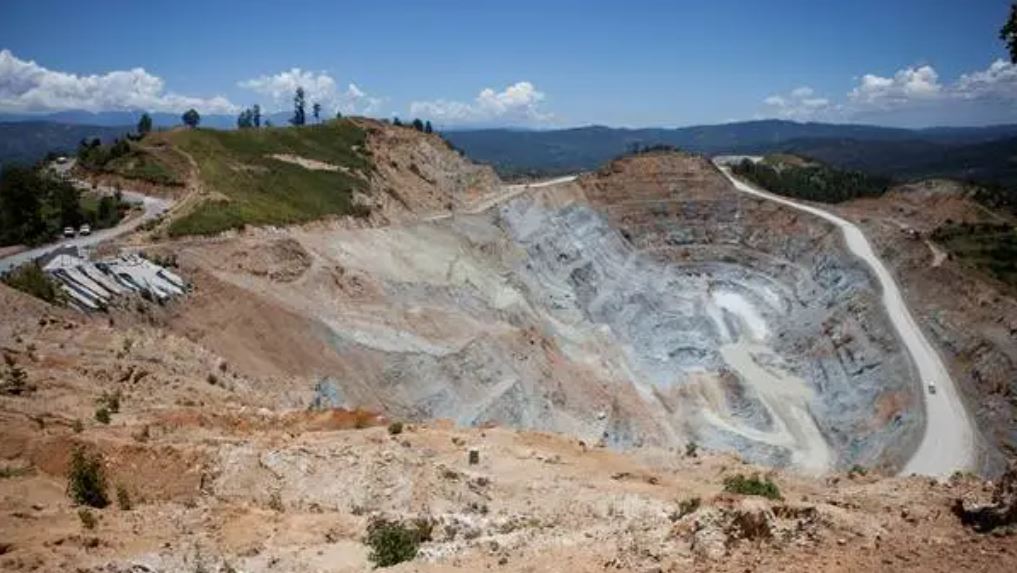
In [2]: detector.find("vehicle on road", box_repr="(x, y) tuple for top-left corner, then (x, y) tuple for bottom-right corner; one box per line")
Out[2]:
(63, 226), (75, 238)
(79, 224), (91, 236)
(928, 382), (937, 395)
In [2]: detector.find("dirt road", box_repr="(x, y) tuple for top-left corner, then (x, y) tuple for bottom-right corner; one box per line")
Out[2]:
(715, 159), (975, 477)
(0, 179), (172, 274)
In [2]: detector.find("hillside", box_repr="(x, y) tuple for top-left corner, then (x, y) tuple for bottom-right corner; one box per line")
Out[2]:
(0, 121), (129, 168)
(74, 119), (499, 236)
(443, 120), (1017, 179)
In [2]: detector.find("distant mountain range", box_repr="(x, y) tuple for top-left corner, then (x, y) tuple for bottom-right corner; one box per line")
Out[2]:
(441, 120), (1017, 185)
(2, 116), (1015, 188)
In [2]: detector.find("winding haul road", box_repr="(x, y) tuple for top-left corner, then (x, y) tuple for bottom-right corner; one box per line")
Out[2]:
(715, 158), (975, 477)
(0, 176), (172, 274)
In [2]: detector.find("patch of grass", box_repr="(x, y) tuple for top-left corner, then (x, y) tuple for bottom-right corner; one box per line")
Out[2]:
(166, 121), (372, 237)
(78, 508), (97, 530)
(723, 473), (782, 500)
(933, 221), (1017, 289)
(105, 150), (185, 186)
(67, 447), (109, 508)
(0, 465), (31, 479)
(387, 421), (404, 436)
(1, 262), (64, 304)
(366, 518), (421, 568)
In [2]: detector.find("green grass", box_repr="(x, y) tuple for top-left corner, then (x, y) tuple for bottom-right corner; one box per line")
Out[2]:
(933, 222), (1017, 288)
(166, 121), (372, 236)
(722, 473), (782, 500)
(105, 150), (184, 186)
(2, 262), (64, 304)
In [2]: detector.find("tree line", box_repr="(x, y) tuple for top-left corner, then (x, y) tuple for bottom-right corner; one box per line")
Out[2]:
(0, 165), (128, 247)
(732, 159), (890, 203)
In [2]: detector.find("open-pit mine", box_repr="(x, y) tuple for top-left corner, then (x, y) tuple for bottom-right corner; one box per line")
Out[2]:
(170, 152), (921, 473)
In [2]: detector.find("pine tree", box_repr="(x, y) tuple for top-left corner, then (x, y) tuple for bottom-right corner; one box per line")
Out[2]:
(137, 113), (152, 137)
(424, 120), (433, 134)
(1003, 3), (1017, 63)
(182, 109), (200, 128)
(312, 102), (321, 123)
(412, 118), (425, 132)
(291, 87), (306, 126)
(252, 104), (262, 128)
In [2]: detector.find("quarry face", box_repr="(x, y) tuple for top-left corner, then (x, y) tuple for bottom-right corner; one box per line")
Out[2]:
(174, 154), (922, 472)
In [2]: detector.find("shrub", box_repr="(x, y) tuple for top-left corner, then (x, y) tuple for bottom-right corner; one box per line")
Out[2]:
(72, 419), (84, 433)
(366, 518), (420, 568)
(94, 406), (111, 424)
(1, 354), (34, 396)
(723, 474), (782, 500)
(676, 496), (701, 519)
(1, 263), (63, 304)
(387, 421), (403, 436)
(97, 389), (122, 413)
(67, 447), (109, 508)
(848, 464), (867, 478)
(116, 484), (132, 510)
(684, 440), (698, 458)
(78, 508), (97, 529)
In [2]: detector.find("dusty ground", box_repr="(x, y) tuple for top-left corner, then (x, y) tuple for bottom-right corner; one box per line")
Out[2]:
(835, 179), (1017, 474)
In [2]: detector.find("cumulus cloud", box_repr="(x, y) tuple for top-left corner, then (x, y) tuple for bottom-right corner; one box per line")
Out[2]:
(848, 65), (942, 108)
(238, 68), (382, 115)
(0, 49), (236, 114)
(762, 86), (834, 120)
(409, 81), (553, 126)
(763, 60), (1017, 125)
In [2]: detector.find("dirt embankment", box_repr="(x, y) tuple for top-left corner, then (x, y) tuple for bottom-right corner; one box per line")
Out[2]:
(836, 179), (1017, 475)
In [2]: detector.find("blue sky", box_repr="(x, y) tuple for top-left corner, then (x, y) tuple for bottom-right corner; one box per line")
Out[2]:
(1, 0), (1015, 128)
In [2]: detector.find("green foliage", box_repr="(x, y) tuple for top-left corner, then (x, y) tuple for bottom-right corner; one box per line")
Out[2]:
(723, 474), (782, 500)
(1002, 3), (1017, 63)
(312, 102), (322, 123)
(732, 157), (890, 203)
(848, 464), (868, 478)
(67, 447), (109, 508)
(78, 508), (97, 529)
(387, 421), (404, 436)
(97, 390), (122, 414)
(116, 484), (132, 510)
(424, 120), (433, 134)
(237, 108), (255, 129)
(684, 440), (698, 458)
(1, 262), (63, 304)
(1, 353), (34, 396)
(182, 109), (201, 128)
(411, 118), (425, 132)
(137, 113), (153, 137)
(291, 87), (306, 126)
(366, 518), (420, 568)
(0, 465), (31, 479)
(166, 121), (371, 237)
(675, 496), (701, 519)
(933, 221), (1017, 288)
(0, 164), (102, 246)
(95, 407), (111, 425)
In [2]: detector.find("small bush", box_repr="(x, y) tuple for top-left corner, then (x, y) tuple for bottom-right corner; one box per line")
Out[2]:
(67, 447), (109, 508)
(268, 491), (284, 512)
(1, 263), (63, 304)
(116, 485), (132, 510)
(1, 354), (34, 396)
(0, 465), (31, 479)
(78, 508), (97, 530)
(675, 496), (701, 519)
(387, 421), (403, 436)
(723, 474), (782, 500)
(848, 464), (867, 478)
(94, 406), (111, 424)
(72, 419), (84, 433)
(97, 389), (121, 413)
(684, 441), (698, 458)
(366, 518), (420, 568)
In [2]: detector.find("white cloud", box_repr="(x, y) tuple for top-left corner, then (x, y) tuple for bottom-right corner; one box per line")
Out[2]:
(763, 60), (1017, 126)
(0, 49), (236, 114)
(238, 68), (382, 115)
(762, 86), (835, 120)
(848, 65), (942, 108)
(409, 81), (553, 126)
